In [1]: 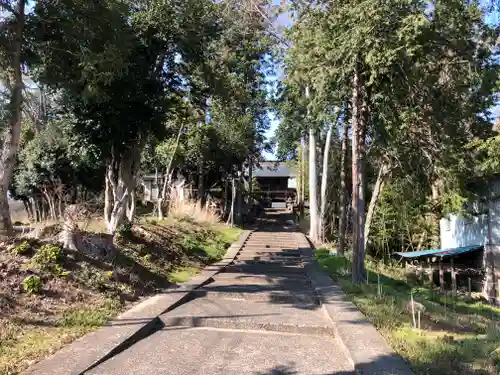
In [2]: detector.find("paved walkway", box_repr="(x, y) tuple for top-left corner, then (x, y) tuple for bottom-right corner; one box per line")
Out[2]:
(89, 211), (353, 375)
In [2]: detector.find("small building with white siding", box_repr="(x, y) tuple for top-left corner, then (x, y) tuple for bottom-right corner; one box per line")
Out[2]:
(440, 177), (500, 301)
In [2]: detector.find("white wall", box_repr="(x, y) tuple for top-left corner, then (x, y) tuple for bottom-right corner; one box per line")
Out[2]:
(440, 198), (500, 248)
(440, 214), (489, 249)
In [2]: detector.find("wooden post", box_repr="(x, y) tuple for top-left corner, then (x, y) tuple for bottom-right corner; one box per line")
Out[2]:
(428, 258), (433, 285)
(439, 258), (444, 293)
(451, 257), (457, 297)
(411, 291), (416, 329)
(468, 277), (472, 298)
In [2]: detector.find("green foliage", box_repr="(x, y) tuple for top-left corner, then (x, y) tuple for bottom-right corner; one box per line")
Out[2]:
(470, 135), (500, 176)
(251, 176), (261, 193)
(13, 241), (31, 255)
(116, 219), (133, 239)
(31, 244), (70, 277)
(12, 116), (104, 201)
(182, 237), (203, 255)
(59, 299), (121, 328)
(315, 249), (500, 374)
(23, 275), (42, 294)
(32, 244), (62, 266)
(369, 178), (437, 256)
(277, 0), (499, 253)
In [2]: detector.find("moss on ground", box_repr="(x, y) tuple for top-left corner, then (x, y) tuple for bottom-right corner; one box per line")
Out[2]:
(315, 249), (500, 375)
(0, 218), (242, 375)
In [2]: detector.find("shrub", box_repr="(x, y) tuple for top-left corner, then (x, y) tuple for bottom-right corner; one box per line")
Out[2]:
(13, 240), (31, 255)
(32, 244), (62, 267)
(23, 275), (42, 294)
(116, 219), (133, 239)
(182, 237), (202, 254)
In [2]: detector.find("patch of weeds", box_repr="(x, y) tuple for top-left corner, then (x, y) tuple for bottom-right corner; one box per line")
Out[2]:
(182, 237), (204, 255)
(115, 219), (133, 242)
(217, 226), (242, 244)
(0, 299), (124, 375)
(59, 299), (121, 328)
(12, 240), (31, 255)
(23, 275), (42, 294)
(31, 243), (70, 277)
(134, 243), (147, 253)
(32, 244), (62, 266)
(168, 267), (198, 283)
(314, 250), (500, 375)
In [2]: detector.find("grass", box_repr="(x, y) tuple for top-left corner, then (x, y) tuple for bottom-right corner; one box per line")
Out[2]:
(315, 248), (500, 375)
(0, 215), (242, 375)
(0, 299), (120, 375)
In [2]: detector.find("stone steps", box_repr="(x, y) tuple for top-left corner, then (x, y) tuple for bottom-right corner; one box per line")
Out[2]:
(160, 298), (332, 336)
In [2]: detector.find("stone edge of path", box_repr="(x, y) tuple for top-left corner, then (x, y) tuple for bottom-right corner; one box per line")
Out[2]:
(24, 229), (252, 375)
(294, 233), (415, 375)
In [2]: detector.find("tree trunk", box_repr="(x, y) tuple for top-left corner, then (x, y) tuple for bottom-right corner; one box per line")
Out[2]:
(31, 197), (40, 222)
(236, 167), (243, 225)
(305, 87), (319, 242)
(224, 175), (230, 218)
(105, 146), (141, 234)
(319, 109), (338, 242)
(22, 199), (31, 220)
(338, 118), (349, 256)
(58, 196), (64, 219)
(71, 185), (78, 204)
(127, 189), (136, 222)
(227, 177), (236, 227)
(351, 64), (366, 284)
(41, 200), (46, 221)
(158, 124), (183, 219)
(50, 195), (57, 219)
(104, 168), (113, 224)
(42, 190), (55, 219)
(197, 161), (206, 210)
(308, 129), (319, 242)
(248, 158), (253, 201)
(301, 138), (306, 211)
(364, 165), (388, 250)
(0, 0), (25, 238)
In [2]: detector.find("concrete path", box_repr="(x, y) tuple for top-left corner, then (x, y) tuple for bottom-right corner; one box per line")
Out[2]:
(88, 211), (353, 375)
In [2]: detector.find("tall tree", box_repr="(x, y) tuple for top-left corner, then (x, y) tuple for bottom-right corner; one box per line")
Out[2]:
(0, 0), (25, 237)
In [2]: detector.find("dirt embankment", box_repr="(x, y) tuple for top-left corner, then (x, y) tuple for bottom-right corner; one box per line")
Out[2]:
(0, 217), (241, 375)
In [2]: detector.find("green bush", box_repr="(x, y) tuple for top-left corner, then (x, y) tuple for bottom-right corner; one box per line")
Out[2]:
(32, 244), (62, 267)
(13, 240), (31, 255)
(182, 237), (202, 254)
(116, 219), (133, 238)
(23, 275), (42, 294)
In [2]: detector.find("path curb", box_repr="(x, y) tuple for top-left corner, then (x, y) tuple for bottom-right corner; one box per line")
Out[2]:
(294, 233), (414, 375)
(24, 229), (252, 375)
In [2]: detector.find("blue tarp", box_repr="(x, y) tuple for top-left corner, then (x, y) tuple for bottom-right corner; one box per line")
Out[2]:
(395, 245), (483, 259)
